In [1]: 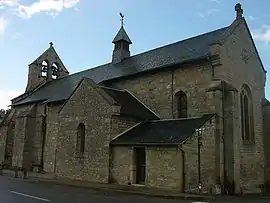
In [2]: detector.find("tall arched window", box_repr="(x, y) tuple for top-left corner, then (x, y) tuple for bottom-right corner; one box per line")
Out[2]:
(240, 84), (254, 143)
(76, 123), (85, 155)
(175, 91), (187, 118)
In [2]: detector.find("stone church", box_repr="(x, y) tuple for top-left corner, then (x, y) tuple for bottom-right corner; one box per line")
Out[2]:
(0, 3), (269, 195)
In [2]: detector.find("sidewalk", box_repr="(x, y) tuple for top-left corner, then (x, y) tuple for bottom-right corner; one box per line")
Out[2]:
(2, 169), (214, 201)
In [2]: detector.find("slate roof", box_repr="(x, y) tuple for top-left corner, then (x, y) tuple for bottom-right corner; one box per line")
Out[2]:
(262, 98), (270, 106)
(110, 114), (215, 146)
(99, 86), (159, 120)
(112, 26), (132, 44)
(13, 26), (228, 106)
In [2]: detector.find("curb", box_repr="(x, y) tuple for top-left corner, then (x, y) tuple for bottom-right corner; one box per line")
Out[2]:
(20, 177), (214, 201)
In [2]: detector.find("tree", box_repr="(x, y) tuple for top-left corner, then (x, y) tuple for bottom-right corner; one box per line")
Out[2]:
(0, 109), (5, 118)
(0, 108), (11, 118)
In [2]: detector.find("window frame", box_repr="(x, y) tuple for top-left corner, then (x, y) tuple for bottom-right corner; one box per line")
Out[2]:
(240, 84), (255, 144)
(175, 91), (188, 119)
(76, 123), (86, 156)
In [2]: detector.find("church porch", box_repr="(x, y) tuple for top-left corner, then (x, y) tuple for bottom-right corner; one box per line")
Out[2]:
(110, 114), (219, 194)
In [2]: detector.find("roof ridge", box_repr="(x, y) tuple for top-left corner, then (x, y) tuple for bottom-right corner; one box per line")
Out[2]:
(123, 26), (229, 61)
(124, 89), (160, 119)
(44, 26), (228, 82)
(98, 85), (125, 92)
(13, 25), (229, 106)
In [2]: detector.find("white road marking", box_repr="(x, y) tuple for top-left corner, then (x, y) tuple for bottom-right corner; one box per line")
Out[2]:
(10, 190), (50, 202)
(192, 202), (209, 203)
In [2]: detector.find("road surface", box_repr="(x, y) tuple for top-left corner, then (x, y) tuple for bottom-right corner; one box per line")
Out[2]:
(0, 176), (269, 203)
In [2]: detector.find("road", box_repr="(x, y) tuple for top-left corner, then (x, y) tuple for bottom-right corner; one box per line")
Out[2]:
(0, 176), (270, 203)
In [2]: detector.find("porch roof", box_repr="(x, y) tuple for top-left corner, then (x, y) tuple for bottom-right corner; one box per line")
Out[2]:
(110, 114), (215, 146)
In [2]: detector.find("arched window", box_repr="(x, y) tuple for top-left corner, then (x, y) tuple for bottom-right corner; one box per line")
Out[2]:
(240, 84), (254, 143)
(175, 91), (187, 118)
(76, 123), (85, 155)
(51, 63), (59, 79)
(41, 60), (48, 77)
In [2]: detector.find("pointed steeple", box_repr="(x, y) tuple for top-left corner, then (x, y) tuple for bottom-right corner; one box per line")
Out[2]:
(112, 13), (132, 64)
(112, 26), (132, 44)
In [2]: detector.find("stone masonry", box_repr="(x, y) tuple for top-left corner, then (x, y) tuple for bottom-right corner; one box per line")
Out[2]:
(110, 116), (217, 193)
(0, 3), (268, 195)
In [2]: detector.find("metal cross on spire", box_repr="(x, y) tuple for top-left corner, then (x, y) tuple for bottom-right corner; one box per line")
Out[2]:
(120, 12), (124, 27)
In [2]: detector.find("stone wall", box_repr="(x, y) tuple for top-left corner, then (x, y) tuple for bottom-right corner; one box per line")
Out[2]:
(26, 47), (69, 92)
(12, 116), (26, 168)
(110, 115), (140, 140)
(56, 79), (113, 183)
(110, 146), (183, 190)
(0, 125), (8, 163)
(110, 117), (216, 193)
(43, 103), (62, 173)
(23, 115), (36, 169)
(111, 61), (214, 119)
(263, 105), (270, 190)
(216, 18), (266, 193)
(182, 117), (217, 194)
(9, 104), (47, 171)
(146, 147), (183, 190)
(11, 104), (39, 169)
(31, 104), (45, 167)
(110, 146), (133, 184)
(4, 122), (15, 167)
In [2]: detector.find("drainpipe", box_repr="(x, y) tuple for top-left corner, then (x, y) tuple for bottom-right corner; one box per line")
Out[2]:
(177, 146), (186, 193)
(40, 104), (47, 171)
(108, 114), (114, 184)
(221, 81), (227, 194)
(196, 128), (203, 194)
(171, 69), (174, 118)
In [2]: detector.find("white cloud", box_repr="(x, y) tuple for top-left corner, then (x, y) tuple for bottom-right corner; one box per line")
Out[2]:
(207, 8), (220, 15)
(247, 15), (258, 21)
(199, 13), (206, 18)
(0, 89), (21, 109)
(252, 25), (270, 44)
(0, 0), (19, 7)
(17, 0), (80, 18)
(208, 0), (221, 4)
(199, 8), (220, 18)
(0, 17), (8, 36)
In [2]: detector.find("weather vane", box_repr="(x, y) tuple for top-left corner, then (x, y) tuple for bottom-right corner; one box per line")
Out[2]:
(120, 12), (124, 26)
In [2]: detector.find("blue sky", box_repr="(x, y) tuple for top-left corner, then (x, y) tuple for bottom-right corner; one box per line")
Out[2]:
(0, 0), (270, 109)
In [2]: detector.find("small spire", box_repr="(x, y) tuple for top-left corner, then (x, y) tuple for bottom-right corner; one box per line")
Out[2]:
(235, 3), (243, 19)
(49, 42), (53, 47)
(112, 13), (132, 44)
(120, 12), (124, 27)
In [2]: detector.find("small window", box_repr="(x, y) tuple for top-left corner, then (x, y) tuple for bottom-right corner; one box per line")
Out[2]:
(76, 123), (85, 155)
(175, 91), (187, 118)
(51, 63), (59, 79)
(122, 42), (129, 50)
(41, 61), (48, 77)
(115, 43), (121, 50)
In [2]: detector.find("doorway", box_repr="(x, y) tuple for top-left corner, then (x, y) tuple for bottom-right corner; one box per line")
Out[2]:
(135, 147), (146, 184)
